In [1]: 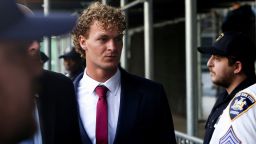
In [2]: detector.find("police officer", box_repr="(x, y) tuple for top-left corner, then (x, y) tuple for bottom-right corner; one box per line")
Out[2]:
(59, 48), (84, 81)
(198, 32), (256, 144)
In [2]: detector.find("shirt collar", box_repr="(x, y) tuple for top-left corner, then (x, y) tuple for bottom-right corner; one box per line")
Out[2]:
(80, 68), (121, 95)
(103, 68), (120, 95)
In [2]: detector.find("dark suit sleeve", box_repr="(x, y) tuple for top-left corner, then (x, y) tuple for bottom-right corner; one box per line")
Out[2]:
(54, 74), (82, 144)
(108, 70), (176, 144)
(155, 85), (176, 144)
(39, 71), (81, 144)
(132, 82), (176, 144)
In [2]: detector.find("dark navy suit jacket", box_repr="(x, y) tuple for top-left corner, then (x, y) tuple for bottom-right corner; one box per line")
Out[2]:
(73, 69), (176, 144)
(38, 70), (82, 144)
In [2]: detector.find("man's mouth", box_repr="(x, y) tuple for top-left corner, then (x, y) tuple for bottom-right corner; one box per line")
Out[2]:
(105, 54), (117, 58)
(209, 71), (215, 76)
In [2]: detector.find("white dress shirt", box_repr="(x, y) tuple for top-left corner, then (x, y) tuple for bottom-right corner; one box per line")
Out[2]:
(19, 98), (42, 144)
(33, 103), (42, 144)
(78, 68), (121, 144)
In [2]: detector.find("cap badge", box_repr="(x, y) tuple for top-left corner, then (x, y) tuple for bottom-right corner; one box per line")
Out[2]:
(216, 33), (224, 42)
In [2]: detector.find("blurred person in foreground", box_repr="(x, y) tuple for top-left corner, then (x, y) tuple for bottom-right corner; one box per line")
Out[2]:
(72, 2), (176, 144)
(18, 4), (82, 144)
(0, 38), (34, 144)
(59, 47), (84, 81)
(198, 32), (256, 144)
(0, 0), (76, 143)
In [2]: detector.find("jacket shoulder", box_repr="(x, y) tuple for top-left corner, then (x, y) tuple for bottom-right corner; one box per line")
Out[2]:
(42, 70), (71, 82)
(121, 69), (163, 89)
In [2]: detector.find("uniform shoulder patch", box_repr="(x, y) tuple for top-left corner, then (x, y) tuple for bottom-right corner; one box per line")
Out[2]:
(219, 126), (241, 144)
(229, 92), (255, 120)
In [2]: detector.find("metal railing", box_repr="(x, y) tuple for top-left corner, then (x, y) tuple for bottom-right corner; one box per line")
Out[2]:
(175, 131), (203, 144)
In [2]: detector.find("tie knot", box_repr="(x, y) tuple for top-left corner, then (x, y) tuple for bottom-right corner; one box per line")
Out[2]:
(95, 85), (108, 98)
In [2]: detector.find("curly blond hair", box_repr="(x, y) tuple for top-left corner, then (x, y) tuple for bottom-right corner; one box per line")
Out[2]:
(72, 2), (127, 58)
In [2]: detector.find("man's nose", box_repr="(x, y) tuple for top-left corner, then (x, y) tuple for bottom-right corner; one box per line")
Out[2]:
(30, 41), (40, 51)
(28, 41), (40, 55)
(207, 55), (213, 68)
(107, 39), (116, 51)
(107, 39), (122, 51)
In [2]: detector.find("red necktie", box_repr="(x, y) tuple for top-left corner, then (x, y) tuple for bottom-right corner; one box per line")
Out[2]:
(95, 85), (108, 144)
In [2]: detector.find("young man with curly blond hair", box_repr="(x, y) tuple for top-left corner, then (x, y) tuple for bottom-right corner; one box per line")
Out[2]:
(73, 2), (176, 144)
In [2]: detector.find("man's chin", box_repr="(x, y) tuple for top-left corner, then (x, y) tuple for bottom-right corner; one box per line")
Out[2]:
(30, 65), (43, 78)
(212, 79), (219, 85)
(104, 63), (119, 71)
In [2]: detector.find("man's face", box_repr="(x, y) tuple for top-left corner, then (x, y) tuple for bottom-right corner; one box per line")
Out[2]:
(0, 41), (35, 143)
(207, 55), (235, 88)
(63, 58), (78, 73)
(79, 21), (123, 73)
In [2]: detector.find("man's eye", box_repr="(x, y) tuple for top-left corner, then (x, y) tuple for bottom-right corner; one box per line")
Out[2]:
(115, 37), (123, 42)
(98, 37), (108, 42)
(213, 56), (221, 60)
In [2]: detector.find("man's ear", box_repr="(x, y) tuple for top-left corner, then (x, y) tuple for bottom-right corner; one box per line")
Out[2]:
(79, 35), (87, 51)
(234, 61), (242, 74)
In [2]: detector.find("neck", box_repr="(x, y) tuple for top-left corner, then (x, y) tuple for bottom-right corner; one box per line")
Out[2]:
(226, 74), (247, 94)
(86, 67), (117, 82)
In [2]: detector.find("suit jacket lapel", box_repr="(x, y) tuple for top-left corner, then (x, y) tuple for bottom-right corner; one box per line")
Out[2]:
(73, 72), (84, 94)
(113, 69), (142, 144)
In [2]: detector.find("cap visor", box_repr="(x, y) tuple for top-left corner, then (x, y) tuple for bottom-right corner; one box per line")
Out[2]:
(0, 14), (76, 40)
(197, 46), (227, 56)
(197, 47), (212, 54)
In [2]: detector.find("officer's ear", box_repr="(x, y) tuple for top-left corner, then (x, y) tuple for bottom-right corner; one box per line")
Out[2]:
(233, 61), (242, 74)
